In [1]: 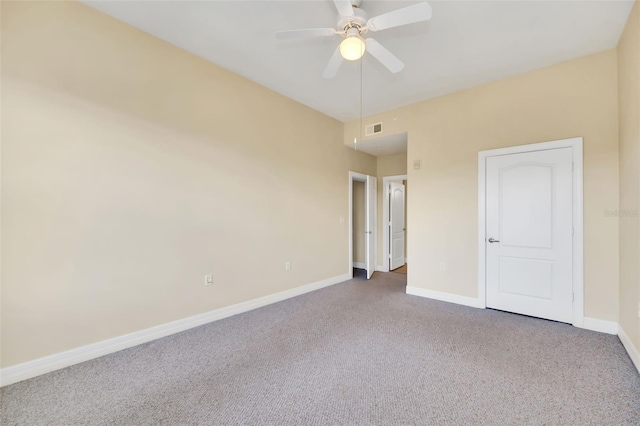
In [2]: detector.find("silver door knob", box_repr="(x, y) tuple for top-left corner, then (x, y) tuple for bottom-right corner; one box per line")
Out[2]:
(488, 238), (500, 243)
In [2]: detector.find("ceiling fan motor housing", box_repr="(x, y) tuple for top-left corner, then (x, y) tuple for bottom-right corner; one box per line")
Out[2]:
(338, 8), (368, 33)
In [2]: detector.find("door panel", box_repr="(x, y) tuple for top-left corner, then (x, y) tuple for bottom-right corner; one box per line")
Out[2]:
(486, 148), (573, 323)
(390, 182), (405, 270)
(498, 257), (553, 299)
(365, 175), (377, 279)
(500, 165), (553, 248)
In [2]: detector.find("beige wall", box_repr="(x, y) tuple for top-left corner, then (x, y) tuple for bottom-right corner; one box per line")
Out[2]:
(376, 152), (407, 267)
(0, 1), (377, 368)
(618, 1), (640, 351)
(346, 50), (620, 322)
(352, 181), (365, 265)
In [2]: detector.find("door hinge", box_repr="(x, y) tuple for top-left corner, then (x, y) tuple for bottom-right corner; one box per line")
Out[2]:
(389, 221), (392, 227)
(389, 254), (392, 259)
(572, 293), (575, 302)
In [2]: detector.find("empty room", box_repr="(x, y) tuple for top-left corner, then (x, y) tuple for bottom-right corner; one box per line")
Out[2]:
(1, 0), (639, 424)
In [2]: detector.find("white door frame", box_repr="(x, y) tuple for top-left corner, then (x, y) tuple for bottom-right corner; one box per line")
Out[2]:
(478, 137), (584, 327)
(382, 174), (408, 273)
(348, 171), (371, 279)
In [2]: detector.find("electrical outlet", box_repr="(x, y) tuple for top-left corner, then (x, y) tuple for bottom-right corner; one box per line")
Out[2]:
(204, 274), (213, 286)
(439, 262), (447, 272)
(339, 217), (345, 225)
(285, 261), (291, 271)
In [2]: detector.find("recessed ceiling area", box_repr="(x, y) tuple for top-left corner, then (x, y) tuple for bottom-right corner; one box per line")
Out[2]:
(346, 132), (407, 156)
(82, 0), (634, 122)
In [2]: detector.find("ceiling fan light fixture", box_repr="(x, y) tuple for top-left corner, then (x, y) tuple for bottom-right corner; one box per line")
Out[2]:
(339, 35), (365, 61)
(340, 25), (365, 61)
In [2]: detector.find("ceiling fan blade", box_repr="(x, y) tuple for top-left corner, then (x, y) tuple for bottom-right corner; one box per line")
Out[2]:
(333, 0), (354, 17)
(323, 46), (344, 79)
(276, 28), (337, 40)
(367, 2), (432, 32)
(365, 38), (404, 73)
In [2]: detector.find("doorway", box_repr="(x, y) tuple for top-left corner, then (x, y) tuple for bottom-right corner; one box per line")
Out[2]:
(348, 172), (377, 280)
(478, 138), (584, 326)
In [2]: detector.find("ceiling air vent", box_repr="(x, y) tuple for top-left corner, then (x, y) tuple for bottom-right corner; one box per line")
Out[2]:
(365, 122), (383, 137)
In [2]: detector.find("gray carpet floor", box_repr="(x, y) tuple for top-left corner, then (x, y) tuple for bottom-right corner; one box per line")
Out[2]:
(2, 270), (640, 425)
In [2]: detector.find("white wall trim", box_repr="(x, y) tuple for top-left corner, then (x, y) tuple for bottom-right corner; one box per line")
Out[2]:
(376, 265), (386, 272)
(349, 171), (378, 279)
(618, 325), (640, 374)
(0, 273), (350, 387)
(348, 171), (368, 279)
(477, 137), (584, 327)
(579, 317), (618, 335)
(382, 174), (408, 273)
(353, 262), (365, 269)
(406, 286), (483, 309)
(366, 175), (378, 279)
(478, 150), (487, 308)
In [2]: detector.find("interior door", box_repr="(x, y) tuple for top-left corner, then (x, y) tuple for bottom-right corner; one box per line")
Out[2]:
(389, 182), (406, 270)
(486, 148), (573, 323)
(365, 175), (377, 279)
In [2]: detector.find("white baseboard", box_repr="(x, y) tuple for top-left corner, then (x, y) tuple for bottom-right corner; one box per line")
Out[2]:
(618, 325), (640, 374)
(380, 261), (409, 273)
(406, 288), (624, 337)
(0, 273), (349, 387)
(406, 286), (483, 309)
(355, 263), (386, 272)
(580, 317), (618, 335)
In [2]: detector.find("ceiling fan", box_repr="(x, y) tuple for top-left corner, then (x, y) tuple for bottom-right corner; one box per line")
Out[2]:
(275, 0), (432, 78)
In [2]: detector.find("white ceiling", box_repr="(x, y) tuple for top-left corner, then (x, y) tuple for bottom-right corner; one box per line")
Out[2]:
(346, 131), (407, 156)
(82, 0), (634, 122)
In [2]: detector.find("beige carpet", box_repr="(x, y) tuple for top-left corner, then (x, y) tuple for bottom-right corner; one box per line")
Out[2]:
(2, 270), (639, 425)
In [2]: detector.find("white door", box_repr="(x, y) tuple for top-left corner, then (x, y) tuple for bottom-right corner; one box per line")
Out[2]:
(365, 175), (377, 279)
(389, 182), (405, 270)
(486, 148), (573, 323)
